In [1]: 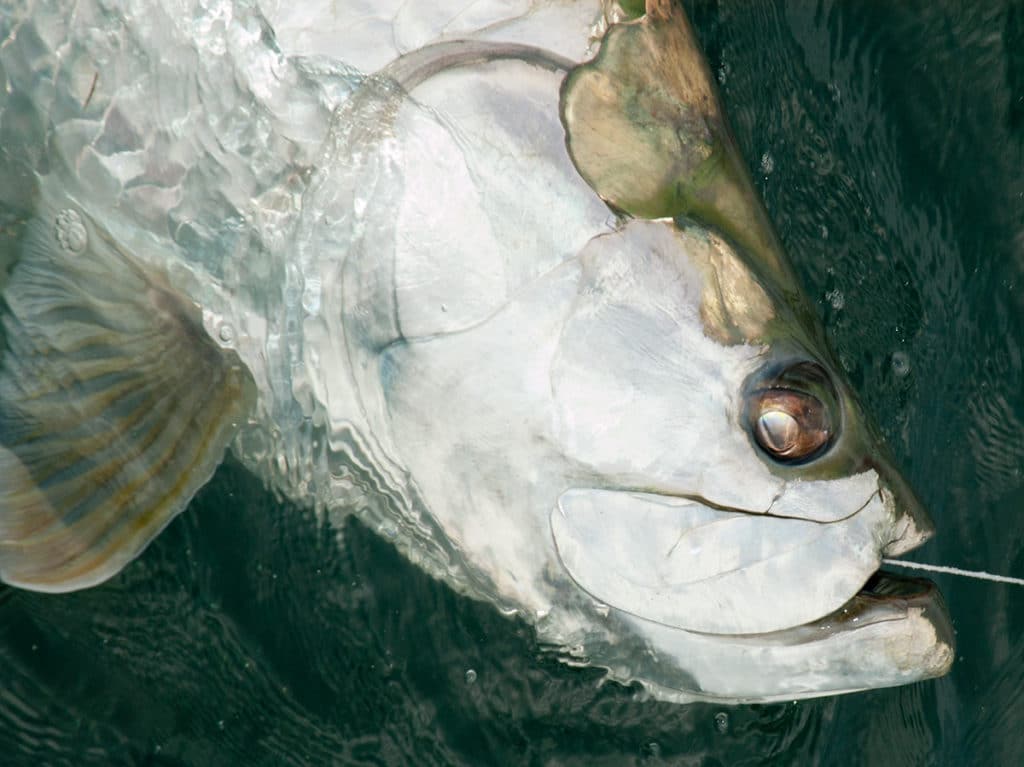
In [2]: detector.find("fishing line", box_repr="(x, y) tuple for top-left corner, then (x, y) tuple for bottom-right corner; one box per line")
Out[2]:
(882, 559), (1024, 586)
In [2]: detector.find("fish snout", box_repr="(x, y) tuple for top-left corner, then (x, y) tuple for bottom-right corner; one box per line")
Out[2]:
(878, 463), (935, 557)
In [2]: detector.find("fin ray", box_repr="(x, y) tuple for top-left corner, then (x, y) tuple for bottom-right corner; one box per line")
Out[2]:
(0, 181), (255, 592)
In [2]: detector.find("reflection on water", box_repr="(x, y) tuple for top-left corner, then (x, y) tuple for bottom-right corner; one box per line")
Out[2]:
(1, 0), (1023, 764)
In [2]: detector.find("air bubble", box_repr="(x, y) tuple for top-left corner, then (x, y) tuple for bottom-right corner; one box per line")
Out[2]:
(218, 323), (235, 344)
(55, 209), (87, 254)
(302, 276), (322, 314)
(714, 711), (730, 734)
(891, 350), (911, 377)
(465, 669), (477, 684)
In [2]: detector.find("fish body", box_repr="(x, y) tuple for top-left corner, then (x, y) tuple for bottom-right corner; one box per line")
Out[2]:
(0, 0), (953, 702)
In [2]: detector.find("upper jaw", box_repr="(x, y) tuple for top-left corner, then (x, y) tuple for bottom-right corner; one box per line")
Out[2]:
(550, 483), (906, 636)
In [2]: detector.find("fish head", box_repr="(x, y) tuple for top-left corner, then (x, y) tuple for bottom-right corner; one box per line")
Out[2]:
(538, 208), (954, 695)
(546, 217), (932, 628)
(314, 6), (953, 702)
(540, 5), (953, 700)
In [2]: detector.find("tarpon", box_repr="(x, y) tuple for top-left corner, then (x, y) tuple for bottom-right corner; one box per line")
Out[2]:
(0, 0), (953, 702)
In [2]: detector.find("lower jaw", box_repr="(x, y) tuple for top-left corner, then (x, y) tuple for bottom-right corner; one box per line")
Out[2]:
(766, 567), (954, 656)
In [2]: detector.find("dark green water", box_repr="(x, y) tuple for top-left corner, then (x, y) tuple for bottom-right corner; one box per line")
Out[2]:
(2, 1), (1022, 764)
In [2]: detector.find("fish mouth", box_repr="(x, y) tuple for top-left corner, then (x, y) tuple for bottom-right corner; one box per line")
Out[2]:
(653, 569), (955, 703)
(859, 569), (936, 601)
(709, 568), (957, 699)
(743, 568), (953, 649)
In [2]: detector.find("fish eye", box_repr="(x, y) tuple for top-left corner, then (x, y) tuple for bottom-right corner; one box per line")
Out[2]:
(752, 389), (831, 462)
(747, 361), (836, 464)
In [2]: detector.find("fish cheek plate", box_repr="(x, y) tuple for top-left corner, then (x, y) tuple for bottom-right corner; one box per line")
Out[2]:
(550, 488), (888, 636)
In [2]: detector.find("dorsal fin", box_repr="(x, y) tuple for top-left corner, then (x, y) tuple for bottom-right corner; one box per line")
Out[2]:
(559, 2), (814, 326)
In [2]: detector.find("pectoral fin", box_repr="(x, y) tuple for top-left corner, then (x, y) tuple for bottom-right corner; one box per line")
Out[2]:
(0, 183), (254, 592)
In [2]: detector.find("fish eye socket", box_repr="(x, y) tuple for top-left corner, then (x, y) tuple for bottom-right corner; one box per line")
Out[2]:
(750, 388), (833, 464)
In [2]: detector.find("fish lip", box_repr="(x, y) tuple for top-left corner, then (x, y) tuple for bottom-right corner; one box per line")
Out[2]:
(821, 569), (955, 679)
(700, 568), (954, 656)
(831, 569), (950, 639)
